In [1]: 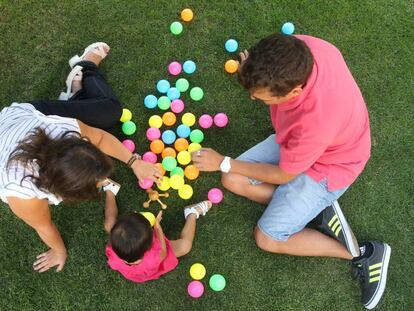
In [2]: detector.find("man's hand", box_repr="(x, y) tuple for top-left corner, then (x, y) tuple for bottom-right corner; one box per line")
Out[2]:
(191, 148), (225, 172)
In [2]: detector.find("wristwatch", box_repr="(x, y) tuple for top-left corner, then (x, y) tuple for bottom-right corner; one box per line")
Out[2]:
(220, 156), (231, 173)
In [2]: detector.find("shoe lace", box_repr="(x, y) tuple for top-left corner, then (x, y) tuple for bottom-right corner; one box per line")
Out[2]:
(352, 263), (365, 282)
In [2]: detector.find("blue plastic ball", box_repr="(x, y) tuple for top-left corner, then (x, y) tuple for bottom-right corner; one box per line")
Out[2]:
(183, 60), (196, 74)
(176, 124), (191, 138)
(167, 87), (181, 101)
(144, 95), (157, 109)
(281, 22), (295, 35)
(157, 80), (170, 93)
(162, 130), (176, 145)
(225, 39), (238, 53)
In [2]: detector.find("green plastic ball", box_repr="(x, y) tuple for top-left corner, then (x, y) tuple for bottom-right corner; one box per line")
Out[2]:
(209, 274), (226, 291)
(176, 78), (189, 92)
(122, 121), (136, 135)
(170, 21), (183, 35)
(162, 156), (177, 171)
(171, 167), (184, 177)
(158, 96), (171, 110)
(190, 87), (204, 101)
(190, 129), (204, 143)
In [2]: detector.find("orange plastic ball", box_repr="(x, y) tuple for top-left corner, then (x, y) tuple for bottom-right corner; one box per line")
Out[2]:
(185, 164), (200, 180)
(181, 8), (194, 22)
(150, 139), (165, 154)
(174, 138), (189, 152)
(162, 147), (177, 159)
(225, 59), (239, 74)
(162, 112), (177, 127)
(155, 163), (166, 176)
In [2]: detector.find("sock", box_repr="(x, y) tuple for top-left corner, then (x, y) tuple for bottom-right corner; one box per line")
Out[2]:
(352, 242), (373, 261)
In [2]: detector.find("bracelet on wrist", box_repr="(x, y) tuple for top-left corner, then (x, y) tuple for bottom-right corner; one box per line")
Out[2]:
(127, 153), (141, 168)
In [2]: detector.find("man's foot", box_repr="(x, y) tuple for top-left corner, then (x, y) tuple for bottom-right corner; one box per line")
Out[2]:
(352, 241), (391, 309)
(184, 201), (212, 219)
(309, 200), (360, 257)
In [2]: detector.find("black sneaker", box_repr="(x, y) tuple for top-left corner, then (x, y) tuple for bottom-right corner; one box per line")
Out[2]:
(352, 241), (391, 309)
(309, 200), (360, 257)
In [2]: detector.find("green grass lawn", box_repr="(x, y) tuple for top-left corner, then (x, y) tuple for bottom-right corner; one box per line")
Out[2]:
(0, 1), (413, 310)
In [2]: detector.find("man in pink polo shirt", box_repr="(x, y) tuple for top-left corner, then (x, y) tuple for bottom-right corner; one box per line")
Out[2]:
(192, 34), (390, 309)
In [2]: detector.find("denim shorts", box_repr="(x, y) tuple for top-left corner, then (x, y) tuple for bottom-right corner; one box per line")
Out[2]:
(237, 134), (349, 242)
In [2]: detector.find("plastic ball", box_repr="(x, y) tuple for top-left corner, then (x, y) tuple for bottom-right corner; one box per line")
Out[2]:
(182, 113), (196, 126)
(122, 121), (136, 135)
(162, 130), (176, 145)
(208, 188), (224, 204)
(155, 163), (166, 176)
(157, 96), (171, 110)
(169, 174), (185, 190)
(170, 21), (183, 35)
(188, 142), (202, 153)
(148, 115), (163, 128)
(120, 108), (132, 122)
(185, 165), (200, 180)
(146, 127), (161, 141)
(209, 274), (226, 291)
(214, 113), (229, 127)
(175, 78), (189, 92)
(281, 22), (295, 35)
(187, 280), (204, 299)
(183, 60), (196, 74)
(190, 263), (206, 280)
(157, 176), (170, 191)
(199, 114), (213, 129)
(225, 39), (238, 53)
(142, 151), (157, 164)
(190, 129), (204, 143)
(162, 112), (177, 127)
(122, 139), (135, 152)
(225, 59), (239, 73)
(168, 61), (182, 76)
(144, 95), (158, 109)
(150, 139), (165, 154)
(161, 147), (176, 159)
(174, 138), (189, 151)
(179, 184), (193, 199)
(177, 151), (191, 165)
(162, 156), (177, 171)
(171, 166), (184, 177)
(171, 99), (185, 114)
(181, 8), (194, 22)
(176, 124), (191, 138)
(138, 178), (154, 190)
(167, 87), (181, 101)
(140, 212), (155, 227)
(156, 80), (170, 93)
(190, 87), (204, 101)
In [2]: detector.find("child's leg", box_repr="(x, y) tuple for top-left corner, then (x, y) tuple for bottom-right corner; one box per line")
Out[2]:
(104, 191), (118, 234)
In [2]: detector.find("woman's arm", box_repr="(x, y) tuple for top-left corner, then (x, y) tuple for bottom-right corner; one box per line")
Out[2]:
(7, 197), (67, 272)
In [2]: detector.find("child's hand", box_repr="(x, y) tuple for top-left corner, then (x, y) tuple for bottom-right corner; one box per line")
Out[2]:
(239, 49), (249, 63)
(154, 211), (163, 229)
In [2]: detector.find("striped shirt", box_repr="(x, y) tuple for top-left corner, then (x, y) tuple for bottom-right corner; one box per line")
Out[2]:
(0, 103), (80, 205)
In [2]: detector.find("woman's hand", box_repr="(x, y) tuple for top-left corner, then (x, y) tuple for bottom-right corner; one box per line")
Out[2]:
(131, 159), (162, 184)
(33, 248), (67, 273)
(191, 148), (225, 172)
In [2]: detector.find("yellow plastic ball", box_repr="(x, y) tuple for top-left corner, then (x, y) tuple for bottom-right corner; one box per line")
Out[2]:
(177, 151), (191, 165)
(225, 59), (239, 74)
(140, 212), (155, 227)
(149, 115), (163, 128)
(188, 143), (202, 153)
(182, 113), (196, 127)
(120, 108), (132, 123)
(181, 8), (194, 22)
(178, 184), (193, 200)
(157, 176), (170, 191)
(189, 263), (206, 280)
(169, 174), (185, 190)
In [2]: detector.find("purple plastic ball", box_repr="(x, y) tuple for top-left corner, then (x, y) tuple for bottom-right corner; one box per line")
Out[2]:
(168, 61), (182, 76)
(138, 178), (154, 190)
(198, 114), (213, 129)
(213, 113), (229, 128)
(171, 99), (185, 114)
(187, 281), (204, 298)
(122, 139), (135, 152)
(208, 188), (224, 204)
(142, 151), (157, 164)
(146, 127), (161, 141)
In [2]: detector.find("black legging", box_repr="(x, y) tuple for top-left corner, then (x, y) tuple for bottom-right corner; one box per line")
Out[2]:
(30, 61), (122, 130)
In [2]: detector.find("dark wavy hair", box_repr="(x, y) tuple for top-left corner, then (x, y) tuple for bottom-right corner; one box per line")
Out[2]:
(7, 127), (114, 201)
(110, 212), (153, 263)
(238, 34), (314, 96)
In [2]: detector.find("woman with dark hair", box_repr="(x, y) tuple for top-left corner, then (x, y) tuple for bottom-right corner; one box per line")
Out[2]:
(0, 42), (161, 273)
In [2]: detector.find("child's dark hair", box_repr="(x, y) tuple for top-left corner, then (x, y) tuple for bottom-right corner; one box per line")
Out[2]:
(110, 213), (153, 263)
(238, 34), (314, 96)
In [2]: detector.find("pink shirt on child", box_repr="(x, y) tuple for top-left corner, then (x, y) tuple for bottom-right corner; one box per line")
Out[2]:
(106, 232), (178, 283)
(271, 35), (371, 191)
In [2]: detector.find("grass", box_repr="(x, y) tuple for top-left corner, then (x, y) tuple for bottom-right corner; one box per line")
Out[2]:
(0, 0), (413, 310)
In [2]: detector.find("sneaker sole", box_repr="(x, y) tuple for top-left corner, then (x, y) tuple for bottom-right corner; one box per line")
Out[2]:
(365, 244), (391, 310)
(331, 201), (360, 257)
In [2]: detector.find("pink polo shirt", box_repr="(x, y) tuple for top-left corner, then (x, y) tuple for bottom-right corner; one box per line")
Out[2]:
(271, 35), (371, 191)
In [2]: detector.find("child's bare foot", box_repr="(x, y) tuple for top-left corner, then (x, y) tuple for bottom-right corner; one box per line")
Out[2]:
(184, 200), (212, 219)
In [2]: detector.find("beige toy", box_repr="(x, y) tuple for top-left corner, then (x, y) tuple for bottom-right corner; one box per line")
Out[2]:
(143, 188), (169, 209)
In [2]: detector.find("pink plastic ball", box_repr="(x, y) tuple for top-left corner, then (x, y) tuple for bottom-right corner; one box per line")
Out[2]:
(138, 178), (154, 190)
(213, 113), (229, 128)
(146, 127), (161, 141)
(122, 139), (135, 152)
(199, 114), (213, 129)
(208, 188), (224, 204)
(187, 281), (204, 298)
(142, 151), (157, 164)
(168, 61), (182, 76)
(171, 99), (185, 114)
